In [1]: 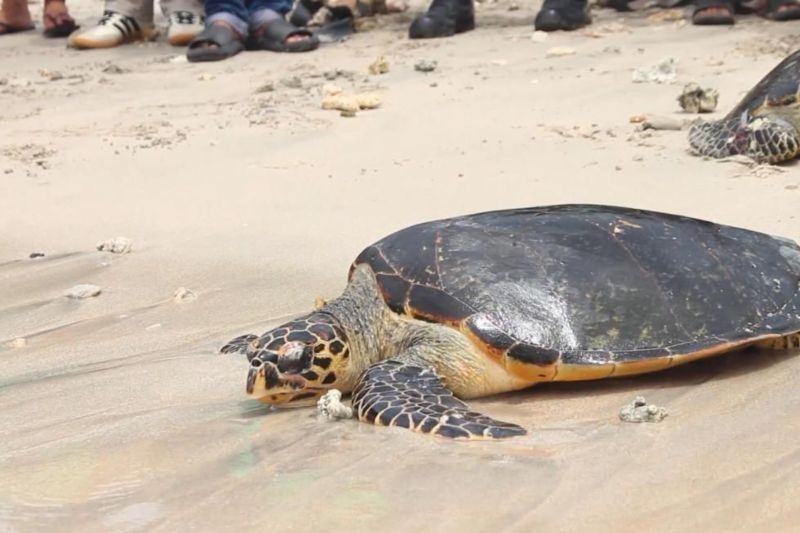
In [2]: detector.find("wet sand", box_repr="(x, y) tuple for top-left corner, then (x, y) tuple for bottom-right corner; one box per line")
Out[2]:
(2, 1), (800, 531)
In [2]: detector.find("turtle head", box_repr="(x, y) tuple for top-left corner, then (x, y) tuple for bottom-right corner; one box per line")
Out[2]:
(246, 312), (351, 407)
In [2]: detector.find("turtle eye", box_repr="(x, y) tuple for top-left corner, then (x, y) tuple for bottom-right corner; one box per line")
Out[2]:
(277, 343), (313, 374)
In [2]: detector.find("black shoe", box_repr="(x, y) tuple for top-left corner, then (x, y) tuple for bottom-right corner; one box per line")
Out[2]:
(409, 0), (475, 39)
(534, 0), (591, 31)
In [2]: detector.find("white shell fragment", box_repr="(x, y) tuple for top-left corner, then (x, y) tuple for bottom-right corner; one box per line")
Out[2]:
(632, 57), (678, 84)
(619, 396), (668, 423)
(96, 237), (133, 254)
(64, 284), (102, 299)
(317, 389), (354, 420)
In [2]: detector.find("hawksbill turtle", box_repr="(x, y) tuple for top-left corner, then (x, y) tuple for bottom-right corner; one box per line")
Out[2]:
(222, 205), (800, 439)
(689, 48), (800, 164)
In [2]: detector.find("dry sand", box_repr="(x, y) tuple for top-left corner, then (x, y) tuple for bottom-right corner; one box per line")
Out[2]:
(2, 1), (800, 531)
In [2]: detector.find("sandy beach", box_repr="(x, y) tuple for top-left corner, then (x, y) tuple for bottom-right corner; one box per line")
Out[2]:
(1, 1), (800, 530)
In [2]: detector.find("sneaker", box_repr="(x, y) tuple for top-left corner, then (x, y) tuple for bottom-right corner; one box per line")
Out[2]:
(167, 11), (204, 46)
(68, 10), (157, 49)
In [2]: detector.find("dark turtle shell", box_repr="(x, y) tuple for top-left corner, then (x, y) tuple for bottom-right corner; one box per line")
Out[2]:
(350, 205), (800, 374)
(728, 48), (800, 118)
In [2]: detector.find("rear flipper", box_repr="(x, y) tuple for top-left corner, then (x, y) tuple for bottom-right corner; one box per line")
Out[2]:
(689, 116), (800, 164)
(732, 117), (800, 164)
(352, 360), (527, 439)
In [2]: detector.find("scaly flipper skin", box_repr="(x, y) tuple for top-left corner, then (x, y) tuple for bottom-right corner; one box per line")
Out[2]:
(689, 115), (800, 164)
(687, 49), (800, 164)
(220, 334), (259, 359)
(352, 360), (527, 439)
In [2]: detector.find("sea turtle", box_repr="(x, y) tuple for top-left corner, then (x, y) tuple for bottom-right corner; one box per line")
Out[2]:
(222, 205), (800, 439)
(688, 48), (800, 164)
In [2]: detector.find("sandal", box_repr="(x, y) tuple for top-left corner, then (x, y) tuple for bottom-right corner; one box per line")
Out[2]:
(0, 21), (35, 35)
(534, 0), (591, 31)
(187, 23), (245, 62)
(692, 0), (735, 24)
(765, 0), (800, 19)
(249, 18), (319, 52)
(43, 0), (78, 38)
(597, 0), (634, 11)
(408, 0), (474, 39)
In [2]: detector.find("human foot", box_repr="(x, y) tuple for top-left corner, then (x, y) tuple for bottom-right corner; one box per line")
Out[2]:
(43, 0), (78, 38)
(186, 20), (245, 62)
(0, 0), (33, 35)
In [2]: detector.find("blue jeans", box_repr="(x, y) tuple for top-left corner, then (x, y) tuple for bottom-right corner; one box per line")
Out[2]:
(204, 0), (291, 35)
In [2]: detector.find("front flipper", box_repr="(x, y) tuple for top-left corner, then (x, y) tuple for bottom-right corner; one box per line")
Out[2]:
(220, 334), (258, 358)
(352, 360), (526, 439)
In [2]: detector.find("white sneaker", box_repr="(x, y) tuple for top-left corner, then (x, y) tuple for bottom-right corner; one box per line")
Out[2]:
(68, 11), (158, 49)
(167, 11), (204, 46)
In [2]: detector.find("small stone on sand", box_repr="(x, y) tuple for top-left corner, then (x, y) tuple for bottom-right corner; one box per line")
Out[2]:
(368, 56), (390, 75)
(255, 82), (275, 93)
(64, 284), (102, 299)
(546, 47), (576, 58)
(531, 30), (548, 43)
(619, 396), (668, 423)
(96, 237), (133, 254)
(173, 287), (197, 302)
(322, 93), (382, 113)
(632, 57), (678, 84)
(678, 83), (719, 113)
(414, 59), (438, 73)
(317, 389), (354, 420)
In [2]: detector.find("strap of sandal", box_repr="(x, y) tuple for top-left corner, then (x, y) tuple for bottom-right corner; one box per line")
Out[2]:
(693, 0), (734, 11)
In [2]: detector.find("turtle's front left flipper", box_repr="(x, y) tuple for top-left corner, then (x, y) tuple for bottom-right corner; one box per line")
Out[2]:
(352, 360), (526, 439)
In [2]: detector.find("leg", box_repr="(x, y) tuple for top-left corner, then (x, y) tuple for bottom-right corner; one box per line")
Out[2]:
(0, 0), (34, 34)
(352, 359), (526, 439)
(534, 0), (591, 32)
(407, 0), (474, 40)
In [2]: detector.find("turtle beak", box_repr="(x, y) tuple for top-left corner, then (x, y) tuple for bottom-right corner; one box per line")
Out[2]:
(246, 356), (317, 405)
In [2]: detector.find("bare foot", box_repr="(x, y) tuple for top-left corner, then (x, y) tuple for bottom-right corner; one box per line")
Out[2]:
(42, 0), (76, 34)
(0, 0), (33, 31)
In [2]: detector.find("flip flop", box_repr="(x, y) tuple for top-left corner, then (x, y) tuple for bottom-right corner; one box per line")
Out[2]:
(187, 24), (245, 62)
(249, 18), (319, 53)
(692, 0), (735, 24)
(43, 13), (79, 38)
(0, 22), (35, 35)
(534, 0), (591, 31)
(765, 0), (800, 19)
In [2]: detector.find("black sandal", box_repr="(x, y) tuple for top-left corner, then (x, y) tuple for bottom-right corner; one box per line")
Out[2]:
(249, 18), (319, 52)
(692, 0), (735, 24)
(765, 0), (800, 19)
(534, 0), (591, 31)
(408, 0), (474, 40)
(187, 24), (245, 62)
